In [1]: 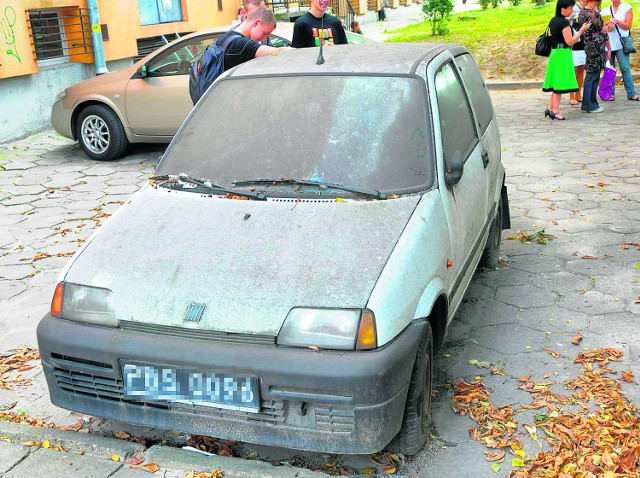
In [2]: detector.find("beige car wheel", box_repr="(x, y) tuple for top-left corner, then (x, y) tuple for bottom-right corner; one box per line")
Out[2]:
(77, 104), (128, 161)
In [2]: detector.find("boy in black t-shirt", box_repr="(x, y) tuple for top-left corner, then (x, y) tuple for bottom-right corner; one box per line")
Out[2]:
(292, 0), (348, 48)
(224, 7), (289, 71)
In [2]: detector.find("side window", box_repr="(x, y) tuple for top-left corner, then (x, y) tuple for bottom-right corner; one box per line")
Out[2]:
(434, 62), (478, 170)
(269, 35), (291, 47)
(455, 54), (493, 135)
(147, 35), (217, 76)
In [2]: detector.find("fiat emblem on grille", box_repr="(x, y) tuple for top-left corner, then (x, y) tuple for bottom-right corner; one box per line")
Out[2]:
(184, 303), (206, 322)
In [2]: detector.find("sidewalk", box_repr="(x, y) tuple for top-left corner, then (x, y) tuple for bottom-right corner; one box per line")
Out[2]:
(0, 421), (323, 478)
(2, 88), (640, 477)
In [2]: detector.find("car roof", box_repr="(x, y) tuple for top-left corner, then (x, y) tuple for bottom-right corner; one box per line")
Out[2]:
(227, 43), (457, 77)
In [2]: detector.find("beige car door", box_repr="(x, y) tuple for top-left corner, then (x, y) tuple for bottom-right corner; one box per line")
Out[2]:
(125, 34), (217, 136)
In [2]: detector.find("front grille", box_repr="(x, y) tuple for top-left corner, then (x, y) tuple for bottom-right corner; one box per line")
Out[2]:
(53, 360), (283, 423)
(54, 368), (123, 400)
(315, 405), (355, 432)
(120, 321), (276, 345)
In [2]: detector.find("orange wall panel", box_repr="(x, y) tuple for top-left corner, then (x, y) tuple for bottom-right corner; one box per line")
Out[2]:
(97, 0), (238, 62)
(2, 0), (239, 78)
(1, 3), (39, 78)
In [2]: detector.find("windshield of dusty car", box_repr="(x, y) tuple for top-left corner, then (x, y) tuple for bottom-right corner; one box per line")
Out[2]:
(157, 75), (434, 196)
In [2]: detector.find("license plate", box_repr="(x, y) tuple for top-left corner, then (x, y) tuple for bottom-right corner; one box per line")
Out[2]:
(122, 363), (260, 413)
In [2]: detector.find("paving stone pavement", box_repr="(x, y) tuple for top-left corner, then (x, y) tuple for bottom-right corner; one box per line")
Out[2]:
(0, 88), (639, 477)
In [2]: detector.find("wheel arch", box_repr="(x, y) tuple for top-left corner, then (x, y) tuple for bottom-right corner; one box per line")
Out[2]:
(413, 278), (448, 351)
(70, 98), (128, 141)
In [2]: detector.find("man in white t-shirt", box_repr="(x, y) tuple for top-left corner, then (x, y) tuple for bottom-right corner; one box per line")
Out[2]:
(603, 0), (639, 101)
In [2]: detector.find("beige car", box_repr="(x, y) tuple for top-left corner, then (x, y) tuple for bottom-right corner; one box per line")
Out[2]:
(51, 24), (375, 161)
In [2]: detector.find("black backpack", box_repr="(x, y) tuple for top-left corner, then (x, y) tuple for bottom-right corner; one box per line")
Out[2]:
(189, 31), (242, 105)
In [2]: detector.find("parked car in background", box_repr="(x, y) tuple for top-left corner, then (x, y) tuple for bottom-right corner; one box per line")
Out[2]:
(50, 23), (376, 161)
(38, 44), (509, 455)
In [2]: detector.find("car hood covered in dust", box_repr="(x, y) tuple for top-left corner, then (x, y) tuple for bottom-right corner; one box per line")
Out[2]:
(63, 186), (420, 336)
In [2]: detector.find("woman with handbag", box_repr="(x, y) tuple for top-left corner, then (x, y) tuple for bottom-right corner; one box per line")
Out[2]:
(543, 0), (592, 120)
(579, 0), (611, 113)
(603, 0), (639, 101)
(568, 0), (588, 105)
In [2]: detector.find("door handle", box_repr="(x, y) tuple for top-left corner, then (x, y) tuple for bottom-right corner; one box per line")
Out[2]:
(481, 150), (489, 169)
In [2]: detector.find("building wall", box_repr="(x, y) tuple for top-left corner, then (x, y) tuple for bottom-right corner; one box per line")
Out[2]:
(0, 0), (238, 142)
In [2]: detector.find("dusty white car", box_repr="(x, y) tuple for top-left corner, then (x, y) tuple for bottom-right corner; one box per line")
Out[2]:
(38, 43), (509, 455)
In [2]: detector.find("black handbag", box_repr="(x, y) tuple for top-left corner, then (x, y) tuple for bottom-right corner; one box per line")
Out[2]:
(535, 26), (553, 57)
(611, 7), (636, 54)
(615, 24), (636, 54)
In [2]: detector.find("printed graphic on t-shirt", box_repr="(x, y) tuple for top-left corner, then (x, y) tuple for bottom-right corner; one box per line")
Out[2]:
(312, 27), (334, 46)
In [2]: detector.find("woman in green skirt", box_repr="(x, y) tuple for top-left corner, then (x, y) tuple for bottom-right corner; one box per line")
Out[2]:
(543, 0), (591, 120)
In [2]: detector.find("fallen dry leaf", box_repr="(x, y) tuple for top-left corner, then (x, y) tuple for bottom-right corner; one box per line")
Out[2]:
(621, 369), (635, 383)
(571, 331), (583, 345)
(484, 450), (506, 463)
(544, 348), (564, 359)
(128, 463), (160, 473)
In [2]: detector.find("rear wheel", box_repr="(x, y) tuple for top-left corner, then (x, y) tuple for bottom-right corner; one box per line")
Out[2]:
(77, 104), (128, 161)
(390, 322), (433, 456)
(479, 193), (503, 269)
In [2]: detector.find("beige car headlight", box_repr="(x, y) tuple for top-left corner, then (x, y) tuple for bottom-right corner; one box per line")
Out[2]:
(51, 282), (117, 326)
(277, 308), (377, 350)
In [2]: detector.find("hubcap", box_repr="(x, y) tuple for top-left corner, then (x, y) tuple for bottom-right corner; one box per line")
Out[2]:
(81, 115), (110, 155)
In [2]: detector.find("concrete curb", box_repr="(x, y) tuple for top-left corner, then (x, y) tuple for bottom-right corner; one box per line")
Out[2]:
(486, 74), (640, 90)
(144, 445), (328, 477)
(0, 421), (144, 460)
(0, 422), (331, 477)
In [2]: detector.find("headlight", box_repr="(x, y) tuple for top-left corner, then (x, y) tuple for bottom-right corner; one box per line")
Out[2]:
(54, 90), (67, 103)
(277, 308), (377, 350)
(51, 282), (117, 326)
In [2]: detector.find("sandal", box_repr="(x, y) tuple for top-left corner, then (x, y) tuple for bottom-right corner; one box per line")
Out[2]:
(570, 100), (580, 106)
(629, 95), (640, 101)
(604, 96), (615, 101)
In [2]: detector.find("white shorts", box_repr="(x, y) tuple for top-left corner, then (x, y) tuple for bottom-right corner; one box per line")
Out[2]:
(572, 50), (586, 67)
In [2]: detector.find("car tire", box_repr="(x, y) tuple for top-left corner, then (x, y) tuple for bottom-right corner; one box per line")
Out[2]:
(479, 192), (503, 269)
(77, 104), (128, 161)
(389, 321), (433, 456)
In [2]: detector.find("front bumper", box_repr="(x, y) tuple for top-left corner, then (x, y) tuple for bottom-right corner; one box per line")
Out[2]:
(37, 314), (425, 454)
(50, 99), (73, 139)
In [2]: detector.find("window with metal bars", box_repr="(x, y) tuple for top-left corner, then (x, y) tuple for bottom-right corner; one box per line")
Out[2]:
(28, 8), (93, 63)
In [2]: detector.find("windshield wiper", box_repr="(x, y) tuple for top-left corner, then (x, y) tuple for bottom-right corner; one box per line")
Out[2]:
(232, 178), (388, 200)
(151, 174), (266, 200)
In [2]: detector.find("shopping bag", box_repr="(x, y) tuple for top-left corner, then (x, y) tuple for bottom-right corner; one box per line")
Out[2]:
(598, 62), (616, 101)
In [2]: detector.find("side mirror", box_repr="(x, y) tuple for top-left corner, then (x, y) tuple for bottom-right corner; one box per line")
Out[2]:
(445, 158), (464, 186)
(137, 64), (148, 78)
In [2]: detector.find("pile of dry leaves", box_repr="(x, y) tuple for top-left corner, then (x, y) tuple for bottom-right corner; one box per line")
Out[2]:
(453, 347), (640, 477)
(0, 346), (40, 389)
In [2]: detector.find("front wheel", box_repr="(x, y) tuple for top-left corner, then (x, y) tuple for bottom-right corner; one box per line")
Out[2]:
(479, 193), (503, 269)
(389, 322), (433, 456)
(77, 104), (128, 161)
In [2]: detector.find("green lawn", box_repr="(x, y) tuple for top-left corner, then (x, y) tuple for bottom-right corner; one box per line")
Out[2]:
(385, 1), (640, 80)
